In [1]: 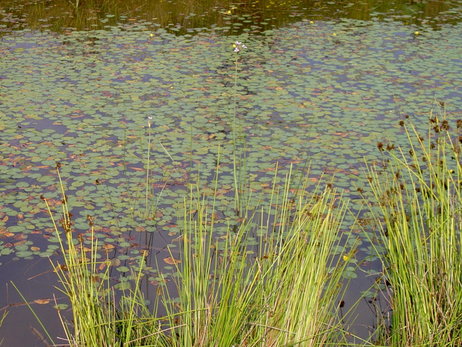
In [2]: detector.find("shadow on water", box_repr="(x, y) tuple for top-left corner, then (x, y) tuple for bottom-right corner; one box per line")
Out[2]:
(1, 0), (462, 35)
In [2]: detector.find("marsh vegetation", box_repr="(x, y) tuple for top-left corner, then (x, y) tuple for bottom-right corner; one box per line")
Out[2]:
(13, 115), (462, 346)
(1, 0), (462, 345)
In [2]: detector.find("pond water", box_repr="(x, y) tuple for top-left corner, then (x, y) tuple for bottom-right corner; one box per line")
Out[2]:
(1, 0), (462, 345)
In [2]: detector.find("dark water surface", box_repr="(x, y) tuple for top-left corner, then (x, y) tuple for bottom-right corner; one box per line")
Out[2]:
(1, 0), (462, 34)
(1, 0), (462, 345)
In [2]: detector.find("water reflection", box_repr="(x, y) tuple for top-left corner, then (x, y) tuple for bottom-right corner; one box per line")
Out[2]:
(1, 0), (461, 35)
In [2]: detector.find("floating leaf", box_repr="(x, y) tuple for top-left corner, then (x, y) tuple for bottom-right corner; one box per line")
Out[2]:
(54, 304), (69, 310)
(163, 257), (181, 265)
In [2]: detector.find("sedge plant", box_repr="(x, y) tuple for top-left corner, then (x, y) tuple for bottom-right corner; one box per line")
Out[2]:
(43, 164), (167, 346)
(367, 115), (462, 346)
(41, 158), (357, 346)
(158, 163), (356, 346)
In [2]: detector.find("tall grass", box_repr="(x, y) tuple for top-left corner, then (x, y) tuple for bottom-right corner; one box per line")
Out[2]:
(367, 116), (462, 345)
(44, 165), (165, 346)
(44, 163), (355, 346)
(160, 165), (355, 346)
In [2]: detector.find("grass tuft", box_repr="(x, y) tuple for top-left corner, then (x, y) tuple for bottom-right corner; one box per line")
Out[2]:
(45, 164), (354, 346)
(367, 115), (462, 346)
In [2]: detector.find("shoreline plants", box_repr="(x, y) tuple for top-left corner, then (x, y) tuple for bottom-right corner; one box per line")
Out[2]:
(11, 112), (462, 346)
(35, 161), (358, 346)
(366, 114), (462, 345)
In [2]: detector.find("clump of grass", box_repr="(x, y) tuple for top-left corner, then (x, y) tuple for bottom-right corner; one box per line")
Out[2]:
(43, 165), (165, 346)
(45, 163), (356, 346)
(367, 115), (462, 345)
(160, 165), (355, 346)
(254, 173), (354, 346)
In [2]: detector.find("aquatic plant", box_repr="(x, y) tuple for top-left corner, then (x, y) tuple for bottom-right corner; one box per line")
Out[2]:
(42, 165), (165, 346)
(2, 14), (462, 264)
(0, 311), (7, 345)
(41, 162), (355, 346)
(367, 114), (462, 345)
(161, 164), (355, 346)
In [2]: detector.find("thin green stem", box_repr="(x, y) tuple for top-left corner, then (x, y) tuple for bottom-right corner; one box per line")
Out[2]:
(232, 55), (240, 213)
(145, 117), (152, 218)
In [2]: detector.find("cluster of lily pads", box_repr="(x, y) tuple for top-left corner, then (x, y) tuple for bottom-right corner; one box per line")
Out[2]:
(17, 113), (460, 346)
(1, 14), (462, 273)
(1, 3), (462, 343)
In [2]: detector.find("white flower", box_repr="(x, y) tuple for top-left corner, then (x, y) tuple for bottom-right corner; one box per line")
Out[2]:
(233, 41), (247, 53)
